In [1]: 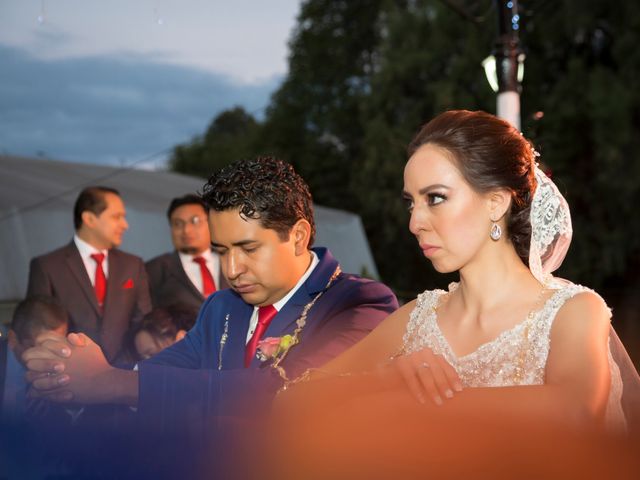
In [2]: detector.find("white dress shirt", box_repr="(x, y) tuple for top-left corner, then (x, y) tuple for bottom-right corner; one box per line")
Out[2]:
(245, 251), (319, 344)
(74, 234), (109, 285)
(178, 249), (221, 295)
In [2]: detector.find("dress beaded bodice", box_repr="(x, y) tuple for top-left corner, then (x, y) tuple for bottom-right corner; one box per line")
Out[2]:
(402, 282), (593, 387)
(402, 281), (626, 429)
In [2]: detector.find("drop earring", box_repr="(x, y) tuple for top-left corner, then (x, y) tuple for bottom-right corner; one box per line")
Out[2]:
(490, 222), (502, 241)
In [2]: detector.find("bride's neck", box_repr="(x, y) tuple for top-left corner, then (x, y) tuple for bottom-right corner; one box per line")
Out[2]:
(456, 246), (537, 313)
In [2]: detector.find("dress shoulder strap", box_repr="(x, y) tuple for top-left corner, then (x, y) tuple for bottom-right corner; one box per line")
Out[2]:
(414, 288), (443, 311)
(536, 282), (612, 339)
(403, 288), (447, 350)
(550, 282), (610, 316)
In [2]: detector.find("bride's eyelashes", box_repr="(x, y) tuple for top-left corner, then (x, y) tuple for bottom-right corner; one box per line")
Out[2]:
(427, 193), (447, 206)
(402, 194), (414, 213)
(402, 192), (447, 212)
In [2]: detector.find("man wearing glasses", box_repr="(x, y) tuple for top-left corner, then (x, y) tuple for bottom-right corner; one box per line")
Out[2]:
(146, 194), (230, 311)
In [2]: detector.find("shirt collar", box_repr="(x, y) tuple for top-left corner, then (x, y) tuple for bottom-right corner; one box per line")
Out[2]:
(74, 234), (108, 260)
(178, 248), (213, 263)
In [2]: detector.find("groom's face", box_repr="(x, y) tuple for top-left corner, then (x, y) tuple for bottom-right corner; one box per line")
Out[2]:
(209, 208), (306, 307)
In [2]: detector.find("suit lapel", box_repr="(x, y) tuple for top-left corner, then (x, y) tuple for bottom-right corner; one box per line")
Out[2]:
(64, 243), (101, 316)
(170, 251), (204, 300)
(220, 297), (254, 369)
(264, 288), (311, 340)
(248, 247), (339, 368)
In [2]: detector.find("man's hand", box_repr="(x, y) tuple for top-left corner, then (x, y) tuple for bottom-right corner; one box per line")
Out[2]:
(23, 332), (114, 404)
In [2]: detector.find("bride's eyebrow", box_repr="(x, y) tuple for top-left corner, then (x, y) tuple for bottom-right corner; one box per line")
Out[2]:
(419, 184), (451, 195)
(401, 184), (451, 199)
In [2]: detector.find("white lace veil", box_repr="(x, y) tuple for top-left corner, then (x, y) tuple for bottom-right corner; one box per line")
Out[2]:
(528, 163), (640, 432)
(528, 164), (572, 287)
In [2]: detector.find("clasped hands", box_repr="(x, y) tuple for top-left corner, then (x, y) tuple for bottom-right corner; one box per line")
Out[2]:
(22, 332), (113, 404)
(22, 333), (462, 408)
(385, 348), (463, 406)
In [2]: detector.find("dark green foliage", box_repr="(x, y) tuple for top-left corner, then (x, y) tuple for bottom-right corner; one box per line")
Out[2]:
(170, 0), (640, 297)
(169, 107), (261, 179)
(520, 0), (640, 288)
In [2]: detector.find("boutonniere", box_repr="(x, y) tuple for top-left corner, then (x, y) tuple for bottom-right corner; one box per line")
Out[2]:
(122, 278), (134, 289)
(256, 335), (295, 362)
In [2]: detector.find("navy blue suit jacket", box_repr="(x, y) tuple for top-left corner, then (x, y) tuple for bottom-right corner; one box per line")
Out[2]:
(137, 247), (398, 429)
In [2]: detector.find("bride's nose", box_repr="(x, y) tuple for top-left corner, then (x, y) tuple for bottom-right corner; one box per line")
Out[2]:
(409, 206), (431, 235)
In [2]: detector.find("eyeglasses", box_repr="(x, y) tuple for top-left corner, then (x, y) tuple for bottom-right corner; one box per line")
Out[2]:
(171, 216), (206, 230)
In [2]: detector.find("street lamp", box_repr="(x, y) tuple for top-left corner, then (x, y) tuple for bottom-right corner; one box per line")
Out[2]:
(484, 1), (525, 130)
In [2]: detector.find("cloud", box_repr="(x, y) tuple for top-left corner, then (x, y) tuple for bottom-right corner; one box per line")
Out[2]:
(0, 45), (280, 167)
(31, 22), (76, 51)
(0, 0), (301, 84)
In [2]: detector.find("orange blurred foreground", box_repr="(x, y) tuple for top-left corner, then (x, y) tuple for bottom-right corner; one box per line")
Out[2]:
(264, 385), (639, 480)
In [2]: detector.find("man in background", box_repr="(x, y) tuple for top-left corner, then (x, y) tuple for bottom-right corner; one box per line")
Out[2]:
(26, 186), (151, 364)
(146, 194), (229, 311)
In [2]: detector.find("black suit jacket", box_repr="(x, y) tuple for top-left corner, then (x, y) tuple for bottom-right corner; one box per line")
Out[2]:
(145, 250), (229, 311)
(26, 242), (151, 363)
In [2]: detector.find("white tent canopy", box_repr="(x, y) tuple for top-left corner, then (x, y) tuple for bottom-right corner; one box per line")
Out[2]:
(0, 155), (379, 302)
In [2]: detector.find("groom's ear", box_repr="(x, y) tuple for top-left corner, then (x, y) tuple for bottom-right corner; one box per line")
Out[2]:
(291, 219), (311, 255)
(488, 189), (512, 221)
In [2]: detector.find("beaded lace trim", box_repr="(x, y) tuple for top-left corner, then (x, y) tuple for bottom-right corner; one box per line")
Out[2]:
(402, 282), (601, 388)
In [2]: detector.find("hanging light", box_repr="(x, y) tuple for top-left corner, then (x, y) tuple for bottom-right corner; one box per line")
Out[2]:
(483, 52), (525, 93)
(482, 55), (499, 93)
(517, 52), (525, 83)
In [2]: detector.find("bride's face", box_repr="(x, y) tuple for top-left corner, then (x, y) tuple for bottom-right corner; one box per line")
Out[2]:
(403, 143), (492, 273)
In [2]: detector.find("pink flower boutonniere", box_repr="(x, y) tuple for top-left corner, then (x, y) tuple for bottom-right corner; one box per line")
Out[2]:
(122, 278), (134, 289)
(256, 335), (295, 362)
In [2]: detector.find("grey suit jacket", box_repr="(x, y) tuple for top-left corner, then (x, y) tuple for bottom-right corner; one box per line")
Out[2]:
(26, 242), (152, 363)
(145, 250), (229, 311)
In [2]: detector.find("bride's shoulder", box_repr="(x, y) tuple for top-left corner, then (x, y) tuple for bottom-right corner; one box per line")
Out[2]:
(548, 280), (612, 336)
(549, 280), (610, 315)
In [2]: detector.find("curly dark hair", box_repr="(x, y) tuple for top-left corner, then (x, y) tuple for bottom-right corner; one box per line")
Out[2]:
(408, 110), (536, 265)
(201, 157), (316, 245)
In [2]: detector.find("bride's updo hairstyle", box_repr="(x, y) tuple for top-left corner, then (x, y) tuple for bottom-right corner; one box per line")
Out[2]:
(407, 110), (537, 265)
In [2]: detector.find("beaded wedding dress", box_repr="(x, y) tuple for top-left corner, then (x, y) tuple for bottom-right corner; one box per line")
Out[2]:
(285, 162), (639, 433)
(402, 281), (627, 430)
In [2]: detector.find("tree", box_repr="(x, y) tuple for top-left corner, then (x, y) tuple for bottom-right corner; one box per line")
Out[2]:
(259, 0), (388, 208)
(519, 0), (640, 288)
(352, 1), (496, 296)
(171, 0), (640, 299)
(169, 107), (261, 178)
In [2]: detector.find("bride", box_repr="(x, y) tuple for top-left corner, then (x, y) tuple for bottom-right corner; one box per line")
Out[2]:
(278, 110), (638, 434)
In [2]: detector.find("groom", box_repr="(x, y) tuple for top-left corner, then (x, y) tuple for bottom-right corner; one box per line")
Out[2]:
(23, 157), (397, 433)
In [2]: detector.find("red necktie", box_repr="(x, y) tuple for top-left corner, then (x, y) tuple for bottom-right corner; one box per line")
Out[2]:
(245, 305), (277, 367)
(193, 256), (216, 296)
(90, 253), (106, 307)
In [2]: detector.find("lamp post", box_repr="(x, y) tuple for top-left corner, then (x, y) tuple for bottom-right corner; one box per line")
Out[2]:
(483, 1), (525, 130)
